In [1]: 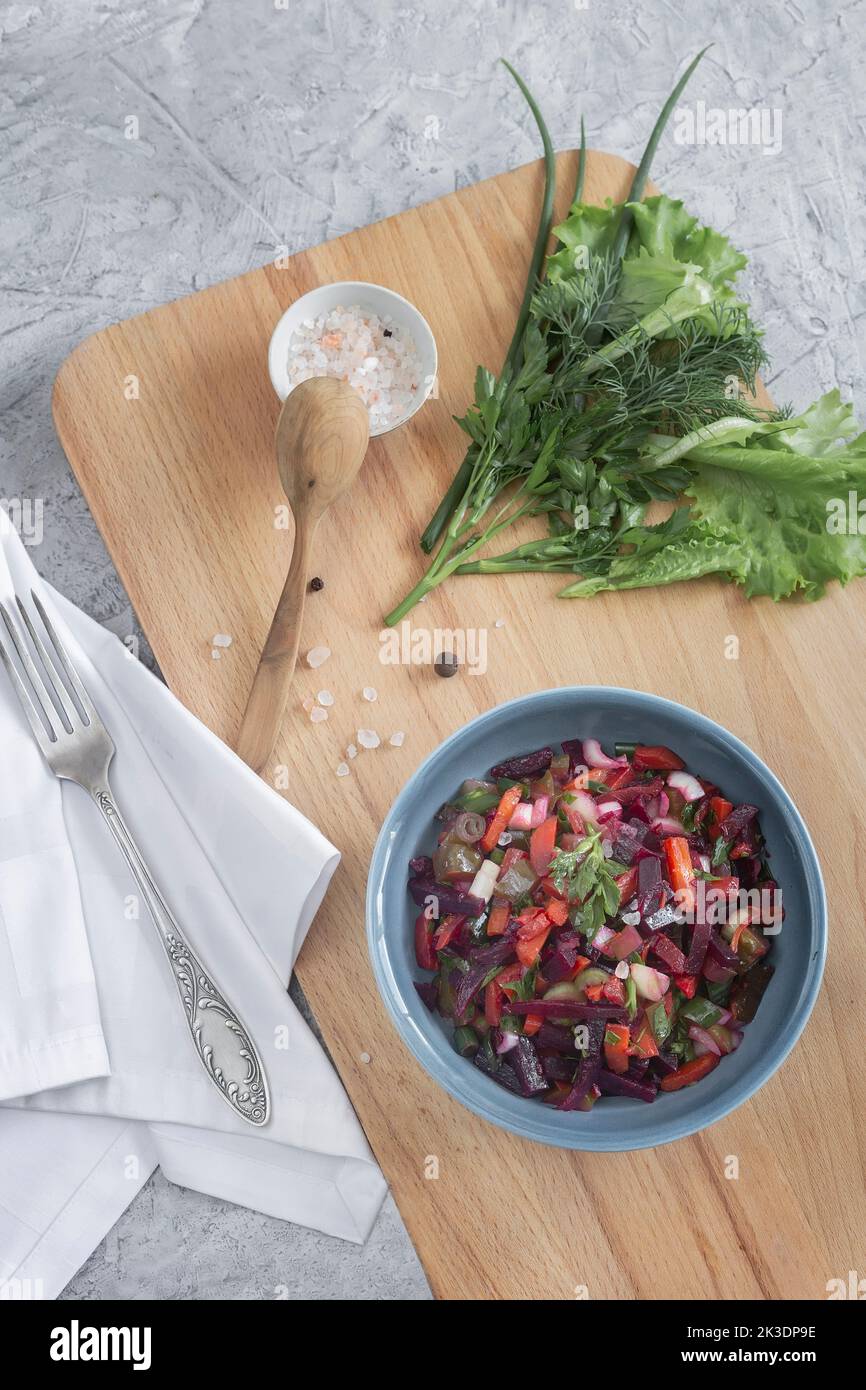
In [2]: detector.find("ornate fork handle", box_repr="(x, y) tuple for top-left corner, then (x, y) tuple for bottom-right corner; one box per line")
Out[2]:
(94, 787), (270, 1126)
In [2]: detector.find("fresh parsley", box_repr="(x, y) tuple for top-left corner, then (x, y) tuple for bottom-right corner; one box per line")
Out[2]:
(549, 828), (625, 940)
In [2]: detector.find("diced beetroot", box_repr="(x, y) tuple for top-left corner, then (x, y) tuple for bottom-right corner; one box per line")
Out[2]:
(489, 747), (554, 781)
(648, 933), (687, 974)
(414, 979), (438, 1010)
(701, 954), (737, 984)
(717, 803), (759, 840)
(596, 1070), (657, 1103)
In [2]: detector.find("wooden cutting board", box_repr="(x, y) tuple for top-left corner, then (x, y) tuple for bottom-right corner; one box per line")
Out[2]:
(53, 150), (865, 1300)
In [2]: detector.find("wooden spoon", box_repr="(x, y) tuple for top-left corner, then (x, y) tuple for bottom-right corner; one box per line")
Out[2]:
(236, 377), (369, 773)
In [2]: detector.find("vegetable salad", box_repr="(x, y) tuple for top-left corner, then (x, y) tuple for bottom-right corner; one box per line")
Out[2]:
(409, 739), (779, 1110)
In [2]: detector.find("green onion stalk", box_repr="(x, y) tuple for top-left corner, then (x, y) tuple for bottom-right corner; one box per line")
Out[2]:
(413, 62), (561, 561)
(385, 50), (708, 626)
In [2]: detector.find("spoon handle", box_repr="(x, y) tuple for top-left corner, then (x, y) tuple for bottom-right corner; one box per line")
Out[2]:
(236, 520), (314, 772)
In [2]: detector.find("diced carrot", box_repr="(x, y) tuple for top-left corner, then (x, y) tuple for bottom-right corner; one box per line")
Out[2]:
(602, 975), (626, 1006)
(516, 906), (548, 939)
(523, 1013), (543, 1036)
(730, 922), (747, 954)
(544, 897), (570, 926)
(498, 846), (529, 876)
(584, 982), (605, 1002)
(628, 1013), (659, 1059)
(604, 1022), (630, 1075)
(606, 767), (635, 791)
(516, 923), (552, 967)
(708, 796), (733, 840)
(542, 1081), (573, 1104)
(484, 963), (523, 1028)
(414, 912), (437, 971)
(664, 835), (696, 912)
(481, 784), (523, 852)
(432, 913), (464, 950)
(673, 972), (698, 998)
(659, 1052), (720, 1091)
(541, 875), (567, 902)
(613, 867), (638, 905)
(561, 800), (586, 836)
(587, 767), (615, 785)
(529, 815), (559, 876)
(633, 745), (685, 772)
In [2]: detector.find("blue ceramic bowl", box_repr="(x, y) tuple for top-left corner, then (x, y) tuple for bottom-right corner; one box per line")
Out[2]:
(366, 687), (827, 1151)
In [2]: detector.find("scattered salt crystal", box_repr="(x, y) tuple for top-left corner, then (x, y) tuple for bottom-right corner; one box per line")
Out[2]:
(212, 633), (232, 648)
(211, 649), (221, 660)
(359, 1052), (371, 1065)
(357, 728), (380, 749)
(621, 911), (641, 927)
(388, 731), (405, 747)
(614, 960), (630, 980)
(494, 619), (505, 629)
(310, 707), (328, 724)
(302, 695), (315, 712)
(346, 743), (358, 759)
(317, 689), (334, 707)
(498, 832), (512, 847)
(336, 762), (350, 777)
(602, 840), (614, 859)
(286, 305), (424, 432)
(307, 646), (331, 668)
(362, 686), (377, 702)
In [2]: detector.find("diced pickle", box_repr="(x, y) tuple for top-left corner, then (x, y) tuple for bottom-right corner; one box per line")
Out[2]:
(432, 840), (483, 881)
(729, 961), (775, 1024)
(492, 856), (538, 901)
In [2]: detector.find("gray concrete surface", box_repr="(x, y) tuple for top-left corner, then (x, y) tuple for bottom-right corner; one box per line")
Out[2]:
(1, 0), (863, 1300)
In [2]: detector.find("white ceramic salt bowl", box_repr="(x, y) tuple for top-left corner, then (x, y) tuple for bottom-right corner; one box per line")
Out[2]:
(267, 280), (438, 437)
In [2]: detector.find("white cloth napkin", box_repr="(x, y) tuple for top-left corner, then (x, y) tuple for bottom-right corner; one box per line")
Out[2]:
(0, 513), (386, 1298)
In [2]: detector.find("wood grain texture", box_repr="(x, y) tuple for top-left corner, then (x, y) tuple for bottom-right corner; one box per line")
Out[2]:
(52, 151), (865, 1300)
(236, 376), (370, 772)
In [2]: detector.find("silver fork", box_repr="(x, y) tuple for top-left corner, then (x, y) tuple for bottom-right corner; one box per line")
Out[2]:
(0, 589), (270, 1127)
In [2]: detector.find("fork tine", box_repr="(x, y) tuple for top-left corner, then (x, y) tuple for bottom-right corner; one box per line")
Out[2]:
(0, 604), (57, 749)
(15, 597), (79, 733)
(30, 589), (96, 726)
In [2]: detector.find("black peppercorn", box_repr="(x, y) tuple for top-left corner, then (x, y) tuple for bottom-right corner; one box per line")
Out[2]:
(434, 651), (459, 678)
(309, 576), (325, 592)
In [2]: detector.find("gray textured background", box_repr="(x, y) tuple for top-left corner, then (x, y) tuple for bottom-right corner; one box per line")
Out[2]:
(1, 0), (863, 1300)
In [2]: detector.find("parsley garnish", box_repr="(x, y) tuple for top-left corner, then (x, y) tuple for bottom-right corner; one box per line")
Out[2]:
(549, 827), (625, 940)
(711, 836), (732, 868)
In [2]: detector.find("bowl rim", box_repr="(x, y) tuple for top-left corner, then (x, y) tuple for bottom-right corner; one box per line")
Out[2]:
(267, 278), (438, 436)
(365, 684), (828, 1151)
